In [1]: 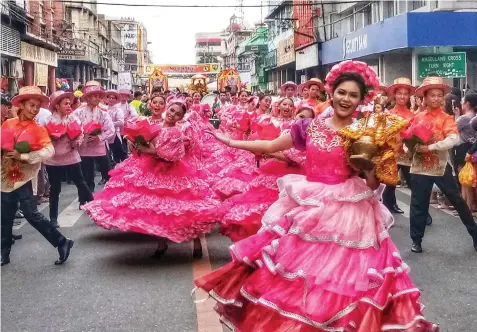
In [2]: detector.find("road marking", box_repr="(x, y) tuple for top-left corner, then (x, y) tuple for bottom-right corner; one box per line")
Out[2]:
(192, 235), (222, 332)
(57, 198), (84, 227)
(396, 199), (410, 219)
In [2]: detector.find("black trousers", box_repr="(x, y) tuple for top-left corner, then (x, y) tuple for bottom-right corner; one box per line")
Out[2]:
(109, 136), (127, 164)
(383, 165), (411, 208)
(410, 164), (477, 243)
(46, 163), (94, 223)
(80, 156), (110, 192)
(1, 182), (66, 255)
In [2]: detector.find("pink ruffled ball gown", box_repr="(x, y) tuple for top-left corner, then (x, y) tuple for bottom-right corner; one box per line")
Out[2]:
(220, 115), (302, 242)
(195, 117), (438, 331)
(212, 105), (258, 200)
(82, 123), (221, 243)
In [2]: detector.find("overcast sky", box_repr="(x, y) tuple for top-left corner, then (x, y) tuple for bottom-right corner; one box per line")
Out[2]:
(97, 0), (264, 64)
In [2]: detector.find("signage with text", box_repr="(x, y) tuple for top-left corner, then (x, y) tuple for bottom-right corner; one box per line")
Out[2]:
(276, 35), (295, 67)
(144, 64), (220, 75)
(342, 34), (368, 59)
(21, 42), (57, 67)
(417, 52), (467, 78)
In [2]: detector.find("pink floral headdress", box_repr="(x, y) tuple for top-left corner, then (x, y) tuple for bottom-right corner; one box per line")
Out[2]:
(324, 60), (380, 105)
(167, 96), (187, 110)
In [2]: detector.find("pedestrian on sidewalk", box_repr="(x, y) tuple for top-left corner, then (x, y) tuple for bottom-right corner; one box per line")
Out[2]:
(73, 82), (115, 192)
(409, 77), (477, 253)
(44, 90), (94, 228)
(1, 86), (74, 266)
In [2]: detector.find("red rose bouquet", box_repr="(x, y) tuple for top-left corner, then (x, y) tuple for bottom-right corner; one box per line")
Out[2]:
(400, 121), (433, 154)
(124, 119), (161, 146)
(45, 122), (67, 140)
(66, 121), (83, 141)
(83, 122), (102, 136)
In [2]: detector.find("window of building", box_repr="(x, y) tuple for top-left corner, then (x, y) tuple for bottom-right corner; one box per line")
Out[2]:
(411, 0), (427, 10)
(384, 0), (395, 19)
(398, 0), (407, 14)
(349, 13), (356, 33)
(362, 4), (372, 27)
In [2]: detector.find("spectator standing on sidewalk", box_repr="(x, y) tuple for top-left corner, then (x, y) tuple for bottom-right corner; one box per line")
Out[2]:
(409, 77), (477, 253)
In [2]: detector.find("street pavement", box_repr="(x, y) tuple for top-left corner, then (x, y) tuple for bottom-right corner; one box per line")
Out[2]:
(1, 182), (476, 332)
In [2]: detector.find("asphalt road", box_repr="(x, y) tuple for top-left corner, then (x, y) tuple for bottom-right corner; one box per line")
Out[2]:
(1, 183), (476, 332)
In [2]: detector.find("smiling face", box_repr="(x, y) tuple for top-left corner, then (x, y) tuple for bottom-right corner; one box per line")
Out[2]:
(19, 98), (42, 120)
(394, 87), (411, 107)
(192, 92), (202, 104)
(239, 91), (249, 104)
(302, 87), (309, 99)
(164, 103), (185, 126)
(424, 88), (444, 110)
(106, 94), (118, 106)
(260, 96), (272, 111)
(332, 80), (362, 119)
(308, 84), (320, 99)
(150, 96), (166, 117)
(278, 98), (294, 118)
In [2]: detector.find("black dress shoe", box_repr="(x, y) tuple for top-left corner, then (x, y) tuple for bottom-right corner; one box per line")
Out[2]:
(55, 239), (74, 265)
(426, 215), (433, 226)
(411, 242), (423, 253)
(12, 233), (22, 240)
(1, 255), (10, 266)
(392, 205), (404, 214)
(51, 220), (60, 228)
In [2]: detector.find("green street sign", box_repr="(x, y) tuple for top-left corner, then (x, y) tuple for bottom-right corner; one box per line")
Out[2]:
(417, 52), (467, 78)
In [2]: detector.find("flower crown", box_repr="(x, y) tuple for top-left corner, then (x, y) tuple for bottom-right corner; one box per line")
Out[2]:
(167, 96), (187, 109)
(325, 60), (380, 105)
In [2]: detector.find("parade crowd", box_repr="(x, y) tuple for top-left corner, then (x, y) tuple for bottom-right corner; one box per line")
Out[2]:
(2, 60), (477, 331)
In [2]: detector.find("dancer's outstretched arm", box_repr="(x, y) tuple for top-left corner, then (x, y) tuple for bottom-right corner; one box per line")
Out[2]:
(206, 130), (293, 154)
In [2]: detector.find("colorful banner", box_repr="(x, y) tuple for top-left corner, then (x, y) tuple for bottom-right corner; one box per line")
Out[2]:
(145, 63), (220, 75)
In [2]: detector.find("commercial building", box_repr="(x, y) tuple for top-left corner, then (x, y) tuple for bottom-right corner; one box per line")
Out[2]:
(195, 32), (221, 64)
(318, 0), (477, 88)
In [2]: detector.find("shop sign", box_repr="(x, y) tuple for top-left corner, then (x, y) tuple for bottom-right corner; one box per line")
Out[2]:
(276, 35), (295, 67)
(296, 43), (318, 70)
(144, 64), (220, 75)
(35, 63), (48, 86)
(118, 72), (132, 90)
(417, 52), (467, 78)
(342, 34), (368, 59)
(58, 39), (86, 56)
(21, 42), (57, 67)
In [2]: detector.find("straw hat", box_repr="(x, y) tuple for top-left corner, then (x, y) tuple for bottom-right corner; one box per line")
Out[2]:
(49, 90), (74, 112)
(104, 89), (121, 105)
(302, 78), (325, 92)
(280, 81), (297, 94)
(415, 76), (451, 98)
(378, 83), (388, 94)
(85, 80), (101, 87)
(11, 86), (49, 108)
(81, 84), (106, 100)
(118, 88), (132, 96)
(387, 77), (416, 97)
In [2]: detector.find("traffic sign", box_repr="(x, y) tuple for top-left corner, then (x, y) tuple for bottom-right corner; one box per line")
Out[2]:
(417, 52), (467, 78)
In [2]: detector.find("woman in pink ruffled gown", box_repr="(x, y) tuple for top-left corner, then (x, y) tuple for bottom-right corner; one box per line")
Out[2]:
(220, 105), (315, 242)
(82, 98), (220, 259)
(195, 70), (438, 331)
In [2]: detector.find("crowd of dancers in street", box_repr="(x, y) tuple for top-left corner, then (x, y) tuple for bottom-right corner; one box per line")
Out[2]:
(3, 59), (477, 331)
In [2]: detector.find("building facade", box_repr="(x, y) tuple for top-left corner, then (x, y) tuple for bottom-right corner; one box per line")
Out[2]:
(220, 15), (253, 72)
(195, 32), (221, 64)
(1, 0), (27, 95)
(318, 0), (477, 88)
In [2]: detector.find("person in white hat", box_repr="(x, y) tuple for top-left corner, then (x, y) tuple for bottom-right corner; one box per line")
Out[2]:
(2, 86), (74, 266)
(409, 76), (477, 253)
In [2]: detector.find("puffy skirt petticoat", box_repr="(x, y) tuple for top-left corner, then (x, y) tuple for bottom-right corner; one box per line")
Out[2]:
(82, 155), (221, 243)
(195, 174), (438, 331)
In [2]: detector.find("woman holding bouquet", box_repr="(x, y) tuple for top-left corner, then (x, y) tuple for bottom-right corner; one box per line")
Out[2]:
(194, 62), (438, 331)
(44, 91), (93, 228)
(1, 86), (74, 266)
(73, 83), (115, 192)
(82, 99), (221, 259)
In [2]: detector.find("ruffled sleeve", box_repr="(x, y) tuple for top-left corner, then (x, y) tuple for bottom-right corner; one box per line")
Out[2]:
(154, 127), (185, 162)
(290, 118), (312, 151)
